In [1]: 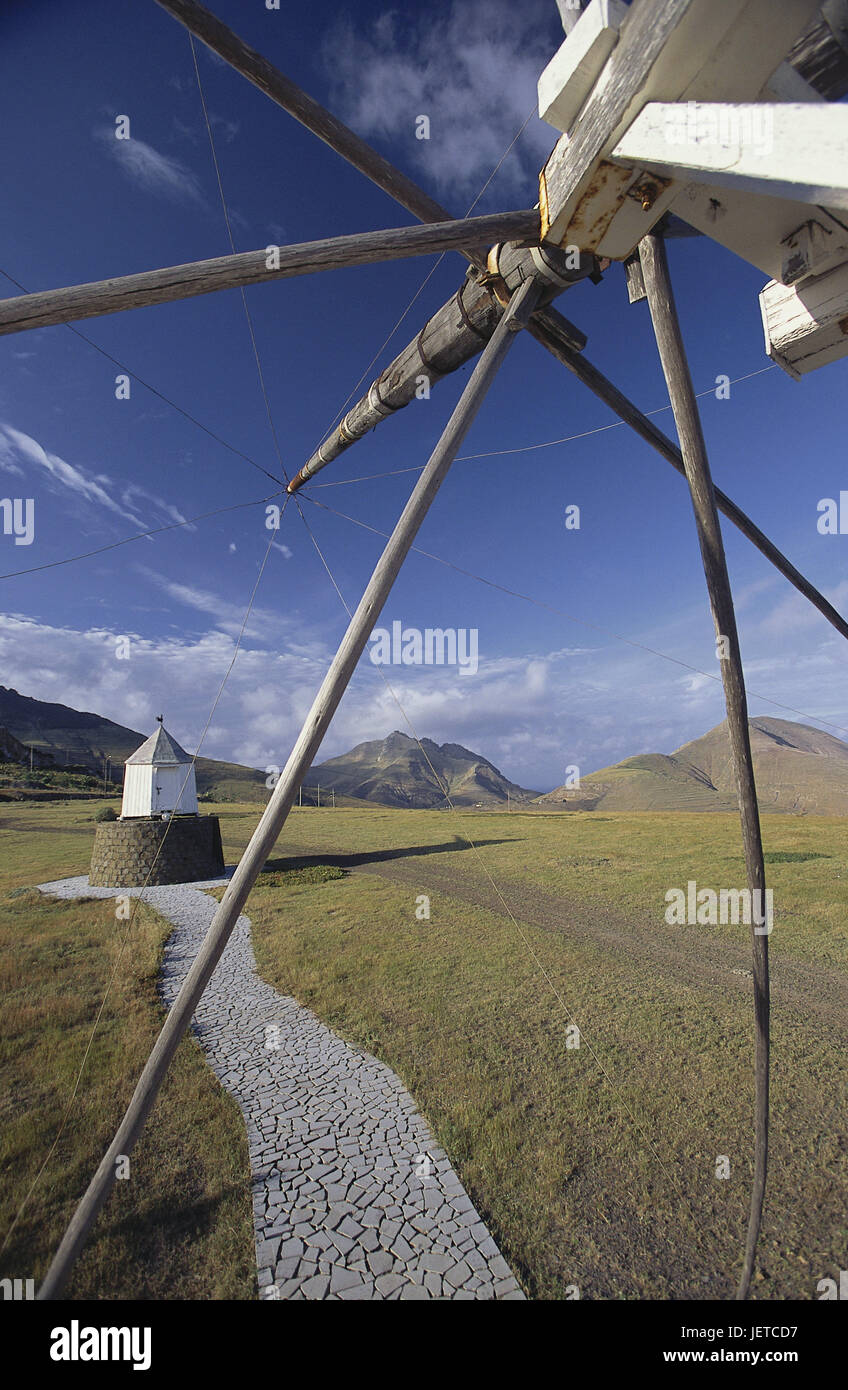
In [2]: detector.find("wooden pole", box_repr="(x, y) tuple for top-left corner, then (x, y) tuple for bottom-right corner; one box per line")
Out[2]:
(528, 312), (848, 645)
(36, 271), (543, 1300)
(639, 231), (770, 1302)
(154, 0), (466, 242)
(0, 212), (538, 338)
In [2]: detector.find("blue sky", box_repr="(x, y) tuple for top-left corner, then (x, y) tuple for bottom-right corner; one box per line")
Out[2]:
(1, 0), (846, 791)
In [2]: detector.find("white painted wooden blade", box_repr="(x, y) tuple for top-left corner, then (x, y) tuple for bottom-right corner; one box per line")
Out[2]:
(760, 261), (848, 376)
(539, 0), (821, 250)
(538, 0), (629, 132)
(613, 102), (848, 210)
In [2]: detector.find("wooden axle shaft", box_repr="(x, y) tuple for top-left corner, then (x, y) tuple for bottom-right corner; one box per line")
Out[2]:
(288, 242), (595, 492)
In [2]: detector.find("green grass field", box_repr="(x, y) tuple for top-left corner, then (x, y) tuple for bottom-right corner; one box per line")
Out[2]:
(1, 798), (845, 1299)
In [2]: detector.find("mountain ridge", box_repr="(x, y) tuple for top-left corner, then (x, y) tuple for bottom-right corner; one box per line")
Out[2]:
(538, 716), (848, 815)
(303, 730), (539, 808)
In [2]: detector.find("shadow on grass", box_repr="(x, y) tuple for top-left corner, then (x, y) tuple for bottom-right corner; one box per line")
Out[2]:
(263, 834), (519, 874)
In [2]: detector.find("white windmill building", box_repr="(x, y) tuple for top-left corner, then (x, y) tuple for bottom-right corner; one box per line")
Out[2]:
(121, 716), (198, 818)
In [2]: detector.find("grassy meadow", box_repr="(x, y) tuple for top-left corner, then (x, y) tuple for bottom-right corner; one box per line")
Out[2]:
(1, 797), (845, 1299)
(0, 799), (255, 1299)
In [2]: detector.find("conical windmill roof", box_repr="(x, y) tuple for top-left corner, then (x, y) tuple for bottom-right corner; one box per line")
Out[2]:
(126, 724), (192, 767)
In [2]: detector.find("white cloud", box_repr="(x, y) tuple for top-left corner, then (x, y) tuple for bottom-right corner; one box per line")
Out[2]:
(134, 564), (293, 643)
(2, 581), (846, 791)
(210, 113), (239, 144)
(323, 0), (557, 201)
(0, 422), (190, 531)
(95, 127), (204, 205)
(758, 580), (848, 638)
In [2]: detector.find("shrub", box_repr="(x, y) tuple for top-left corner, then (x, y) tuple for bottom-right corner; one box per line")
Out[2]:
(95, 805), (118, 822)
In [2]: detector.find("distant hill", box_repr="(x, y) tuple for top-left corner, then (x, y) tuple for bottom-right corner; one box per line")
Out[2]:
(0, 686), (269, 803)
(303, 730), (539, 808)
(0, 690), (535, 810)
(0, 725), (56, 768)
(538, 717), (848, 815)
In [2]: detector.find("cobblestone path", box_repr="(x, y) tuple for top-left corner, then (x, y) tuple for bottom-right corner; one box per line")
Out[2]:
(39, 875), (525, 1301)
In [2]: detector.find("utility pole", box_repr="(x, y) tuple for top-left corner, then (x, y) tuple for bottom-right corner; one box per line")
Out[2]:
(298, 784), (302, 807)
(331, 788), (335, 809)
(317, 783), (320, 808)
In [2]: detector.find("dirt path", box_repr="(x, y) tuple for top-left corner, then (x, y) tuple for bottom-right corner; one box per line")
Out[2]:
(276, 838), (848, 1035)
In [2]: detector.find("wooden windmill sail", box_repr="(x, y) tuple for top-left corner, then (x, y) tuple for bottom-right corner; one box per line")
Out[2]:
(29, 0), (848, 1303)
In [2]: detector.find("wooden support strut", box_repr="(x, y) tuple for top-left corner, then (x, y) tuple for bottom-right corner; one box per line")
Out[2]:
(36, 272), (544, 1301)
(639, 232), (770, 1302)
(0, 212), (540, 338)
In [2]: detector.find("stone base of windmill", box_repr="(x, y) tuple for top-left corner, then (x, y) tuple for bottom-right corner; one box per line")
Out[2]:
(89, 815), (225, 888)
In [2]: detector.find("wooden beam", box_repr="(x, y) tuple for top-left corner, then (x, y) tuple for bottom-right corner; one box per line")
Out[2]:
(36, 272), (544, 1300)
(527, 310), (848, 643)
(613, 101), (848, 211)
(639, 231), (770, 1303)
(539, 0), (629, 133)
(290, 273), (504, 491)
(0, 211), (539, 337)
(623, 251), (647, 303)
(658, 64), (848, 286)
(557, 0), (591, 34)
(540, 0), (696, 244)
(788, 0), (848, 98)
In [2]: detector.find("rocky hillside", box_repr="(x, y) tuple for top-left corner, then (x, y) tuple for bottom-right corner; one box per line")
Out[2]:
(303, 731), (538, 808)
(538, 716), (848, 815)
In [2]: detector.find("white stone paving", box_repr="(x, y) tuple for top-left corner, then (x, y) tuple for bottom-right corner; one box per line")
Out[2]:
(39, 874), (525, 1301)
